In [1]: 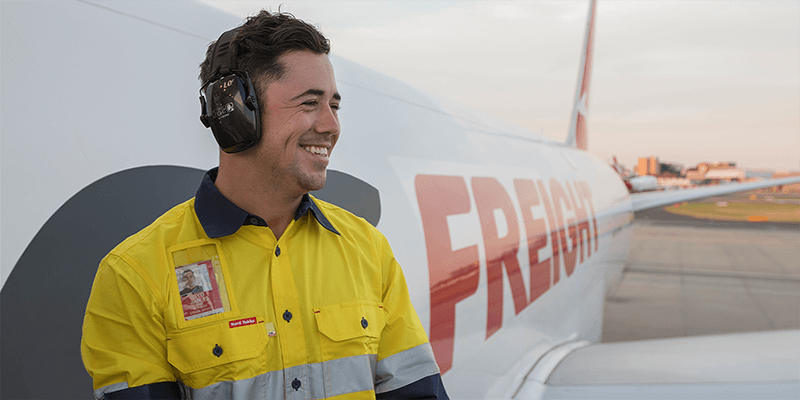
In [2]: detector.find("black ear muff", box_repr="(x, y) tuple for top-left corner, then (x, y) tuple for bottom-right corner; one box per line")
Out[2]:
(199, 28), (261, 153)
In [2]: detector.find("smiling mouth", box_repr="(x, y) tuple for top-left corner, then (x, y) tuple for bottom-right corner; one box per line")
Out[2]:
(301, 145), (329, 158)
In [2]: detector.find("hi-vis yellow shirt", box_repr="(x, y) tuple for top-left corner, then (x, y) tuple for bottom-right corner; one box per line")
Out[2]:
(81, 170), (441, 399)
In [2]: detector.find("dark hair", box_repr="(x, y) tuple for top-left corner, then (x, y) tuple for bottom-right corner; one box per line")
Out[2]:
(199, 11), (330, 89)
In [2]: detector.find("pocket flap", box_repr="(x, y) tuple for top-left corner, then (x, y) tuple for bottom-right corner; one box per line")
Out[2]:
(167, 317), (268, 374)
(314, 301), (386, 341)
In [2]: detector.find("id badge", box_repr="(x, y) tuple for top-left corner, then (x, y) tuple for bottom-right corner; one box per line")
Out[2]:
(170, 240), (234, 322)
(176, 259), (225, 320)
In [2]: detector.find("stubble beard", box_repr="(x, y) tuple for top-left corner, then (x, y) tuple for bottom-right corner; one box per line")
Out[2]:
(298, 169), (327, 193)
(284, 156), (327, 195)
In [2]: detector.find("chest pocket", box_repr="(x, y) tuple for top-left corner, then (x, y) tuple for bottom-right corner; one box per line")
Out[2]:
(167, 317), (268, 387)
(314, 301), (386, 361)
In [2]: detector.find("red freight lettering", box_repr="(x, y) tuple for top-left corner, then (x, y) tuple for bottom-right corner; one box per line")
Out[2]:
(513, 179), (551, 304)
(568, 181), (591, 263)
(472, 177), (528, 339)
(536, 180), (561, 285)
(550, 179), (578, 277)
(416, 175), (480, 374)
(576, 181), (599, 252)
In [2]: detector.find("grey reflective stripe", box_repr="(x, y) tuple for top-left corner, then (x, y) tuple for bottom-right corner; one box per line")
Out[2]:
(374, 343), (440, 394)
(181, 372), (279, 399)
(319, 354), (378, 398)
(94, 382), (129, 399)
(186, 353), (378, 399)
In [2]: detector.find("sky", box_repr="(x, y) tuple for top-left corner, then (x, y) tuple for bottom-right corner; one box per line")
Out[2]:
(201, 1), (800, 172)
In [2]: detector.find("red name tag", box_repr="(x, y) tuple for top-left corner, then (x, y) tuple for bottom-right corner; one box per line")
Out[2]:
(229, 317), (257, 328)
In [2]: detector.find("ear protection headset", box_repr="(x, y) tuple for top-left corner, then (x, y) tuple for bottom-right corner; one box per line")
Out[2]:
(199, 28), (261, 153)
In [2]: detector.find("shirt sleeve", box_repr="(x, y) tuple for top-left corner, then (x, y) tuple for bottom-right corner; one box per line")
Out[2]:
(372, 230), (449, 399)
(376, 373), (449, 400)
(81, 254), (176, 399)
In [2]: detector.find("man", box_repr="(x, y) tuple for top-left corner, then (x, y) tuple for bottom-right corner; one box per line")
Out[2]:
(179, 270), (204, 297)
(81, 10), (448, 400)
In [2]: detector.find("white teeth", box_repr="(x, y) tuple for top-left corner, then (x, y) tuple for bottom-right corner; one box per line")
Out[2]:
(302, 146), (328, 157)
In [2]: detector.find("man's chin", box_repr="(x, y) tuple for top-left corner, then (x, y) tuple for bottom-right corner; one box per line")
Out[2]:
(300, 173), (327, 193)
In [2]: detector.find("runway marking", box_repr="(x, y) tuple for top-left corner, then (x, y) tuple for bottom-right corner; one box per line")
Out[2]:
(624, 265), (800, 282)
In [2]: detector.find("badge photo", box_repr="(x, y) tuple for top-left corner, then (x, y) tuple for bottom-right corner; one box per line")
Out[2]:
(176, 260), (226, 320)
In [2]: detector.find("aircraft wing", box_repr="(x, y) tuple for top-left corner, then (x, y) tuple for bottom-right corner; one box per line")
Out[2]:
(630, 176), (800, 212)
(514, 329), (800, 399)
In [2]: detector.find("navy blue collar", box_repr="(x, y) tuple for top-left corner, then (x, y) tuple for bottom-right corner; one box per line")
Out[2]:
(194, 168), (340, 238)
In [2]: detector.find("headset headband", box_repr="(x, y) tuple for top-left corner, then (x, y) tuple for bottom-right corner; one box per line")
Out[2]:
(206, 28), (239, 85)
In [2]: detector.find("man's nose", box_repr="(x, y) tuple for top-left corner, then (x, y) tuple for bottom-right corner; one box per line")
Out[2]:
(314, 104), (340, 135)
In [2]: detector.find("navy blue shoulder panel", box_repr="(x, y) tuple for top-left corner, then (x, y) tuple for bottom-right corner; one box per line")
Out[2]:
(376, 373), (450, 400)
(103, 382), (181, 400)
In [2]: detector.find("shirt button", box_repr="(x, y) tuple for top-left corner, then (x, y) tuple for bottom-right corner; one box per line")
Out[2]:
(291, 378), (301, 391)
(361, 317), (369, 329)
(213, 344), (223, 357)
(283, 310), (292, 322)
(275, 245), (281, 256)
(249, 216), (259, 225)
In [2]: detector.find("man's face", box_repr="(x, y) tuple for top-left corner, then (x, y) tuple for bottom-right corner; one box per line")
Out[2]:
(252, 50), (340, 195)
(183, 271), (195, 287)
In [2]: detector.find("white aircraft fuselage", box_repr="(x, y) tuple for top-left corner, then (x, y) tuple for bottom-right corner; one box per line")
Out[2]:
(2, 1), (797, 399)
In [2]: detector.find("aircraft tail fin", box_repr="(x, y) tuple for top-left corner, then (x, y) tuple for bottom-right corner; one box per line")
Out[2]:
(565, 0), (597, 150)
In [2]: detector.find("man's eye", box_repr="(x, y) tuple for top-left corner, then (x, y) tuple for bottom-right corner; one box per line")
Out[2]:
(302, 100), (318, 107)
(330, 104), (340, 111)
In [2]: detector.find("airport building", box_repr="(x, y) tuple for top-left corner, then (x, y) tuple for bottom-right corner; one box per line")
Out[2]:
(624, 157), (798, 191)
(636, 156), (660, 176)
(684, 162), (744, 184)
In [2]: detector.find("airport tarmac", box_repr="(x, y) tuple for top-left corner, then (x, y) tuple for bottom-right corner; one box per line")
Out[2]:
(602, 209), (800, 343)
